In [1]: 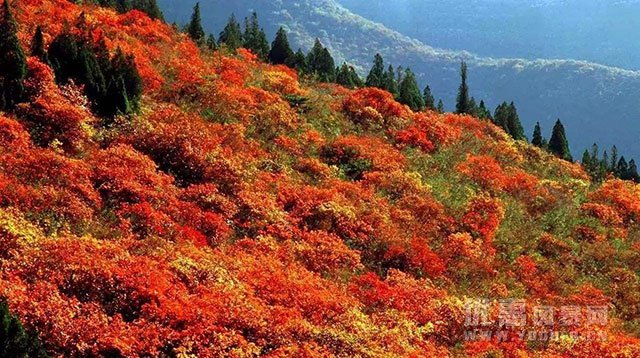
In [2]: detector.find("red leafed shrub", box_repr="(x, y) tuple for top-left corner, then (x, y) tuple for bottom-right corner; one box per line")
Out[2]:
(408, 237), (446, 278)
(17, 57), (94, 154)
(0, 115), (31, 150)
(294, 230), (363, 275)
(394, 112), (460, 153)
(457, 154), (507, 190)
(581, 202), (624, 226)
(587, 179), (640, 223)
(462, 195), (505, 250)
(343, 88), (409, 127)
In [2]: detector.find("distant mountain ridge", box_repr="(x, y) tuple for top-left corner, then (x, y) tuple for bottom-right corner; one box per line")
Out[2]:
(159, 0), (640, 159)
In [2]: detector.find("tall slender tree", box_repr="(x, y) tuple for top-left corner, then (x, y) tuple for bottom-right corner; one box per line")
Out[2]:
(268, 27), (293, 65)
(549, 119), (572, 161)
(531, 122), (544, 147)
(398, 69), (424, 111)
(382, 65), (398, 97)
(436, 99), (445, 113)
(30, 26), (50, 65)
(306, 39), (335, 82)
(366, 53), (385, 88)
(187, 2), (205, 47)
(0, 0), (27, 110)
(455, 60), (470, 114)
(243, 12), (269, 60)
(423, 85), (435, 110)
(506, 102), (525, 140)
(219, 14), (243, 51)
(336, 63), (362, 89)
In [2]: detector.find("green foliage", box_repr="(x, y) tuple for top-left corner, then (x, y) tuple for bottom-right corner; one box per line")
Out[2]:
(476, 100), (491, 120)
(206, 34), (217, 51)
(0, 0), (27, 111)
(582, 143), (638, 182)
(548, 119), (572, 161)
(365, 53), (384, 88)
(382, 65), (398, 97)
(93, 0), (164, 20)
(493, 102), (525, 140)
(398, 68), (424, 111)
(268, 27), (293, 65)
(30, 26), (49, 65)
(336, 63), (363, 89)
(436, 99), (445, 113)
(0, 301), (48, 358)
(306, 39), (335, 82)
(455, 61), (470, 114)
(218, 14), (243, 51)
(531, 122), (544, 148)
(285, 48), (307, 74)
(422, 85), (435, 110)
(242, 12), (269, 60)
(187, 2), (205, 47)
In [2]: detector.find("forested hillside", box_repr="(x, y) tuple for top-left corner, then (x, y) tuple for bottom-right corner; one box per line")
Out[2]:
(0, 0), (640, 356)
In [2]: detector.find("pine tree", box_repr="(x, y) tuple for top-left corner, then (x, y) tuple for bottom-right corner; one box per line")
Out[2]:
(242, 12), (269, 60)
(30, 26), (50, 65)
(187, 2), (205, 47)
(548, 119), (572, 161)
(110, 48), (142, 111)
(336, 63), (362, 89)
(436, 99), (445, 113)
(366, 53), (385, 88)
(0, 301), (48, 357)
(306, 39), (335, 82)
(219, 14), (243, 51)
(627, 159), (639, 181)
(398, 69), (424, 111)
(286, 48), (307, 74)
(422, 85), (435, 110)
(0, 0), (27, 110)
(468, 97), (478, 117)
(206, 34), (217, 51)
(531, 122), (544, 147)
(268, 27), (293, 65)
(131, 0), (163, 20)
(48, 30), (80, 84)
(455, 60), (470, 115)
(477, 100), (491, 120)
(382, 65), (398, 97)
(616, 156), (629, 178)
(610, 145), (619, 173)
(492, 102), (509, 129)
(506, 102), (525, 140)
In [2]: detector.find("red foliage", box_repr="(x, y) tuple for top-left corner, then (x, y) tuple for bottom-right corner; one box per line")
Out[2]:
(342, 88), (409, 127)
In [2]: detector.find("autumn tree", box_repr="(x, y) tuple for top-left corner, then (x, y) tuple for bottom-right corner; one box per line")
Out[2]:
(0, 0), (27, 111)
(268, 27), (293, 65)
(398, 68), (424, 111)
(187, 2), (205, 47)
(219, 14), (243, 51)
(455, 61), (470, 114)
(548, 119), (572, 161)
(366, 53), (385, 88)
(422, 85), (435, 110)
(243, 12), (269, 60)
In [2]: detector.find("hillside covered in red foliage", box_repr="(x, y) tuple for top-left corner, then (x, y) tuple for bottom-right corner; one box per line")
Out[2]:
(1, 0), (640, 356)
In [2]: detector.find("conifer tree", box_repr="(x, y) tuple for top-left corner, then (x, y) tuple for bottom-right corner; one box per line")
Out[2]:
(436, 99), (445, 113)
(398, 68), (424, 111)
(0, 0), (27, 110)
(219, 14), (243, 51)
(268, 27), (293, 65)
(610, 145), (619, 173)
(506, 102), (525, 140)
(336, 63), (362, 89)
(423, 85), (435, 110)
(477, 100), (491, 120)
(468, 97), (478, 117)
(616, 156), (629, 178)
(455, 60), (470, 114)
(306, 39), (335, 82)
(243, 12), (269, 60)
(492, 102), (509, 129)
(0, 301), (48, 357)
(187, 2), (205, 47)
(366, 53), (385, 88)
(531, 122), (544, 147)
(30, 26), (50, 65)
(206, 34), (217, 51)
(627, 159), (639, 181)
(382, 65), (398, 97)
(286, 48), (307, 74)
(131, 0), (163, 20)
(549, 119), (572, 161)
(110, 48), (142, 111)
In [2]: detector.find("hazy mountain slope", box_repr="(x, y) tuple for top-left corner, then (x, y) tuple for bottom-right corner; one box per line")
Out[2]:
(339, 0), (640, 70)
(159, 0), (640, 159)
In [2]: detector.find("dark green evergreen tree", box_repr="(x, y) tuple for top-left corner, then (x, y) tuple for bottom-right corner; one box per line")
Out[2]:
(0, 301), (48, 357)
(626, 159), (639, 181)
(382, 65), (398, 97)
(109, 48), (142, 111)
(506, 102), (525, 140)
(365, 53), (384, 88)
(492, 102), (509, 129)
(131, 0), (163, 20)
(422, 85), (435, 110)
(306, 39), (335, 82)
(336, 63), (362, 89)
(477, 100), (492, 120)
(187, 2), (205, 47)
(30, 26), (50, 65)
(455, 60), (470, 114)
(436, 99), (444, 113)
(285, 48), (307, 74)
(0, 0), (27, 110)
(468, 97), (478, 117)
(610, 145), (619, 173)
(218, 14), (243, 51)
(532, 122), (544, 147)
(398, 69), (424, 111)
(243, 12), (269, 60)
(548, 119), (572, 161)
(268, 27), (293, 65)
(206, 34), (218, 51)
(616, 156), (629, 178)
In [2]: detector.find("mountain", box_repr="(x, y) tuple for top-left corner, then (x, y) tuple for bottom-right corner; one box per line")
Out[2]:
(159, 0), (640, 160)
(3, 0), (640, 356)
(339, 0), (640, 70)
